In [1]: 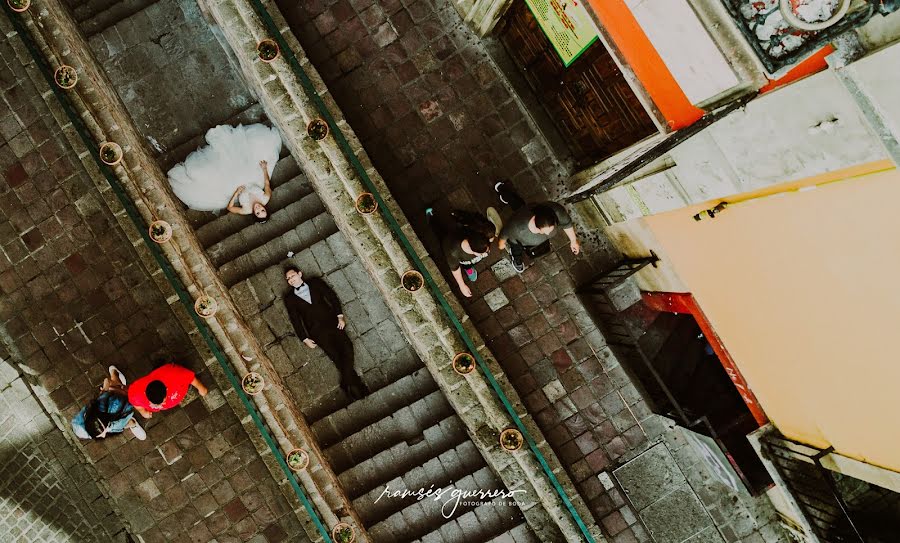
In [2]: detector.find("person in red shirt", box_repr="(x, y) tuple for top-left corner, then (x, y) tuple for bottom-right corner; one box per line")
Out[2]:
(128, 363), (208, 419)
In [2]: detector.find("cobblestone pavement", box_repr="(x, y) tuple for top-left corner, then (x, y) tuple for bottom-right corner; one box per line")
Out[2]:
(0, 14), (310, 543)
(0, 361), (126, 542)
(277, 1), (788, 542)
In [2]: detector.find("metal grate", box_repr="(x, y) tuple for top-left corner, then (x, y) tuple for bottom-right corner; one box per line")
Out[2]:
(760, 434), (865, 542)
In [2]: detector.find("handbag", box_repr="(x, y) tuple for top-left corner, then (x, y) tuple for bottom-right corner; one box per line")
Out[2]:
(526, 240), (551, 259)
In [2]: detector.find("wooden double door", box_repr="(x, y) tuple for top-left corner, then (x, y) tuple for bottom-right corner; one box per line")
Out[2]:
(499, 1), (657, 167)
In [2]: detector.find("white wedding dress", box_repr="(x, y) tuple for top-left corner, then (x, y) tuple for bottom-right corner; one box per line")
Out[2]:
(167, 124), (282, 211)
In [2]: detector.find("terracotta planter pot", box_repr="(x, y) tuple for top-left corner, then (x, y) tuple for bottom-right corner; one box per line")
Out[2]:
(452, 352), (476, 375)
(286, 448), (309, 471)
(307, 118), (329, 141)
(331, 522), (356, 543)
(354, 192), (377, 215)
(99, 142), (123, 166)
(54, 65), (77, 89)
(7, 0), (31, 12)
(401, 270), (424, 292)
(148, 220), (173, 243)
(194, 295), (217, 318)
(257, 38), (280, 63)
(500, 428), (524, 451)
(241, 372), (264, 395)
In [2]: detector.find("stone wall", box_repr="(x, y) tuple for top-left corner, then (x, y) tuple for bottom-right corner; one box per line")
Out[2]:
(12, 1), (365, 540)
(198, 0), (603, 540)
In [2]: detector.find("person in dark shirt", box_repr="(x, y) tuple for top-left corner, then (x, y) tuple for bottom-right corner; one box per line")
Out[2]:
(494, 180), (580, 272)
(426, 208), (491, 298)
(284, 267), (368, 400)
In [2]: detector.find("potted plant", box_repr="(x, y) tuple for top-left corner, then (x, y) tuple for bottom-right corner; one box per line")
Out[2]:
(331, 523), (355, 543)
(99, 142), (123, 166)
(401, 270), (424, 292)
(354, 192), (377, 215)
(54, 65), (77, 89)
(452, 352), (476, 375)
(780, 0), (850, 32)
(307, 118), (329, 141)
(500, 428), (524, 451)
(148, 220), (172, 243)
(7, 0), (30, 12)
(241, 372), (264, 395)
(286, 448), (309, 471)
(257, 38), (279, 63)
(194, 295), (217, 318)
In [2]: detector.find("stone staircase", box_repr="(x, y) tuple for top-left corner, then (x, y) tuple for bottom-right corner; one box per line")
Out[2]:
(63, 0), (541, 538)
(63, 0), (162, 37)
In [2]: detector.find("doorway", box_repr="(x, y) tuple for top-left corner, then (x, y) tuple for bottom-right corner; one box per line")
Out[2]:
(498, 1), (658, 167)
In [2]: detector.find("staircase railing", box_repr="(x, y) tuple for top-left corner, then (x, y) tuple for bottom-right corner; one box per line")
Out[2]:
(1, 4), (336, 541)
(241, 0), (599, 540)
(760, 434), (866, 543)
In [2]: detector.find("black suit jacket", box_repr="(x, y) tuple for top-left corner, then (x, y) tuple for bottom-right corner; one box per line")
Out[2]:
(283, 277), (342, 341)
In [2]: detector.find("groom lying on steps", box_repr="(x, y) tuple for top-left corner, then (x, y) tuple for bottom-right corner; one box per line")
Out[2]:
(284, 267), (369, 400)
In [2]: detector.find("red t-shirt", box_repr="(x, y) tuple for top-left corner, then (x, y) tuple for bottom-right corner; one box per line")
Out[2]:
(128, 364), (195, 411)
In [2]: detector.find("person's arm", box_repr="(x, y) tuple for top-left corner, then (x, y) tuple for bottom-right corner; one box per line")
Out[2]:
(552, 203), (580, 254)
(284, 296), (315, 347)
(564, 226), (580, 254)
(190, 377), (208, 396)
(135, 406), (153, 419)
(497, 226), (509, 250)
(226, 185), (248, 215)
(260, 160), (272, 198)
(451, 266), (472, 297)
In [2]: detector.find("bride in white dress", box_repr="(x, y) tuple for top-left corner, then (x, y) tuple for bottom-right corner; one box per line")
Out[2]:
(167, 124), (282, 222)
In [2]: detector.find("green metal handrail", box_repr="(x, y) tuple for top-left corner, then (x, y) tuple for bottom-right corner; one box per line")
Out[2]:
(1, 5), (335, 542)
(246, 1), (596, 540)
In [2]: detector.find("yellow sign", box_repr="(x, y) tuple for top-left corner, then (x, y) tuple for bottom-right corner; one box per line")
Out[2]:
(525, 0), (600, 67)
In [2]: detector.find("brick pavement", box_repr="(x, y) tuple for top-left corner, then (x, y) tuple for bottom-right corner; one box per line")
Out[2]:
(0, 16), (311, 543)
(276, 1), (787, 542)
(0, 361), (125, 542)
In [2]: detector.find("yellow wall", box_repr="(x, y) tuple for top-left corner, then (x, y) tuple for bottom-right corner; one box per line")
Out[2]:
(642, 164), (900, 473)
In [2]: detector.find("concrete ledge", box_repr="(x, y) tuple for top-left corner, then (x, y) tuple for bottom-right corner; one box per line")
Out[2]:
(16, 2), (365, 541)
(200, 0), (603, 540)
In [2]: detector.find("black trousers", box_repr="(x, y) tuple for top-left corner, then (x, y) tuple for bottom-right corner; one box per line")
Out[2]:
(313, 329), (359, 386)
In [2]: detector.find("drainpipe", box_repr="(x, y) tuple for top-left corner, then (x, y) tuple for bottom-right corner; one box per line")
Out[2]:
(827, 32), (900, 167)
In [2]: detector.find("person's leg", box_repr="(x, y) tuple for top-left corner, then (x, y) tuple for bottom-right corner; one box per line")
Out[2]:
(322, 333), (367, 400)
(494, 180), (525, 210)
(508, 242), (526, 273)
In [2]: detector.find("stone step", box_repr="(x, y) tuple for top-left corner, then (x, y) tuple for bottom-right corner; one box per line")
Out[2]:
(191, 158), (307, 245)
(323, 390), (454, 475)
(337, 415), (473, 502)
(68, 0), (161, 37)
(352, 439), (485, 526)
(366, 466), (523, 542)
(207, 189), (324, 268)
(480, 523), (542, 543)
(157, 102), (268, 173)
(311, 366), (437, 449)
(218, 215), (339, 287)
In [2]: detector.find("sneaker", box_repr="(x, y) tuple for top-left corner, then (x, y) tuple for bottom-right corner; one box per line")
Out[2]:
(486, 206), (502, 237)
(109, 365), (126, 386)
(493, 181), (509, 204)
(464, 267), (477, 281)
(507, 247), (525, 273)
(128, 419), (146, 441)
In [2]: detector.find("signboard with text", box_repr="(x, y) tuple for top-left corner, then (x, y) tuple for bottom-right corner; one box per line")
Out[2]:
(524, 0), (600, 67)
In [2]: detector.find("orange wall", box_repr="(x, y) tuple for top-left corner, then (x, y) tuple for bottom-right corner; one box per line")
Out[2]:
(644, 166), (900, 473)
